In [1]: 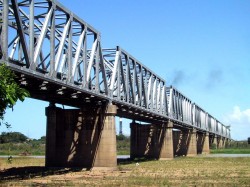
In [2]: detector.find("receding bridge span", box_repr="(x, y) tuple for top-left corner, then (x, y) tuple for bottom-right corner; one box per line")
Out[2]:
(0, 0), (230, 169)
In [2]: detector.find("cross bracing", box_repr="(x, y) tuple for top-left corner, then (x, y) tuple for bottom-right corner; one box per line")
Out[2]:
(0, 0), (230, 139)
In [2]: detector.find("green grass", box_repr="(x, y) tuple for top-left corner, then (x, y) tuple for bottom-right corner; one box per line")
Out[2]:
(211, 148), (250, 154)
(0, 142), (45, 155)
(0, 136), (129, 156)
(1, 138), (249, 156)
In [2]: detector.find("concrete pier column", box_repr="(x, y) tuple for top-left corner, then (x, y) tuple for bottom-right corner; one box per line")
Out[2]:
(197, 132), (204, 154)
(93, 104), (117, 168)
(187, 128), (197, 156)
(173, 129), (189, 156)
(212, 135), (218, 149)
(130, 123), (158, 159)
(159, 121), (174, 160)
(202, 132), (210, 154)
(224, 138), (229, 148)
(130, 121), (138, 159)
(197, 132), (210, 154)
(45, 103), (57, 167)
(217, 136), (222, 149)
(45, 103), (117, 169)
(222, 138), (226, 148)
(218, 137), (225, 149)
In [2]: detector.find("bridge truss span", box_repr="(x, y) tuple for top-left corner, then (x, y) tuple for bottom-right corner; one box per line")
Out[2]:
(0, 0), (230, 139)
(167, 86), (192, 125)
(103, 47), (167, 117)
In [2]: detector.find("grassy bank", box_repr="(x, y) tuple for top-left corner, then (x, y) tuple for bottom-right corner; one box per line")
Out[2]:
(1, 136), (249, 156)
(0, 135), (130, 156)
(0, 142), (45, 155)
(0, 157), (250, 186)
(211, 148), (250, 154)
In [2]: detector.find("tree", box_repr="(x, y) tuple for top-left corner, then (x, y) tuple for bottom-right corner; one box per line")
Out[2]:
(0, 132), (28, 143)
(0, 64), (29, 127)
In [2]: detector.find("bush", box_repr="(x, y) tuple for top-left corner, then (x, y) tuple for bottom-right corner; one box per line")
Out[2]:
(0, 132), (28, 143)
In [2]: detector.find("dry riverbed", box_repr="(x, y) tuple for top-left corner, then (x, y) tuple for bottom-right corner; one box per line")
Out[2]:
(0, 156), (250, 186)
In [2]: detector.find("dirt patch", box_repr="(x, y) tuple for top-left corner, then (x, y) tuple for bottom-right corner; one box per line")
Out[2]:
(1, 157), (250, 186)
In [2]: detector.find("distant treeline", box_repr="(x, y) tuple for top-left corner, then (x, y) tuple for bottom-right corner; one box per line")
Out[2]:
(226, 141), (250, 149)
(0, 132), (130, 155)
(1, 132), (248, 155)
(0, 132), (45, 144)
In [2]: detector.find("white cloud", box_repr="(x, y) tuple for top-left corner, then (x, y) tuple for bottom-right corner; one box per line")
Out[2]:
(223, 106), (250, 141)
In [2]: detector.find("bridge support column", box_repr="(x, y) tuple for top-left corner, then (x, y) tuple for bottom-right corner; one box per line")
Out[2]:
(173, 129), (189, 156)
(197, 132), (210, 154)
(211, 135), (218, 149)
(93, 104), (117, 169)
(225, 138), (229, 148)
(159, 121), (174, 160)
(202, 132), (210, 154)
(187, 128), (197, 156)
(130, 121), (137, 159)
(130, 122), (172, 159)
(130, 122), (159, 159)
(45, 103), (117, 169)
(197, 132), (204, 154)
(217, 136), (223, 149)
(218, 137), (225, 149)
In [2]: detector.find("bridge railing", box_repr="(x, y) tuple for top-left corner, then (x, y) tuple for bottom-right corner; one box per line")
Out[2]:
(207, 113), (217, 133)
(192, 103), (207, 131)
(103, 47), (168, 116)
(206, 113), (230, 138)
(166, 86), (230, 138)
(166, 86), (192, 125)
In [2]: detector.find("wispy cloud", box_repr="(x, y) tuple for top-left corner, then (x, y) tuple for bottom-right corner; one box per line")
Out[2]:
(205, 69), (223, 89)
(223, 106), (250, 140)
(169, 69), (193, 86)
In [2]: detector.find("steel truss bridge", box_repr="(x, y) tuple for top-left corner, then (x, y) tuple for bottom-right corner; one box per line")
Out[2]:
(0, 0), (230, 139)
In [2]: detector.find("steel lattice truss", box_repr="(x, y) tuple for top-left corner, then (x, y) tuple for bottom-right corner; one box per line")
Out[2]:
(0, 0), (230, 138)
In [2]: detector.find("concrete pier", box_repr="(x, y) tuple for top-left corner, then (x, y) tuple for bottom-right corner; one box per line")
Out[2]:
(218, 137), (226, 149)
(130, 121), (174, 159)
(210, 135), (218, 149)
(203, 132), (210, 154)
(130, 122), (159, 159)
(173, 129), (189, 156)
(197, 132), (210, 154)
(187, 128), (197, 156)
(45, 103), (117, 169)
(159, 121), (174, 160)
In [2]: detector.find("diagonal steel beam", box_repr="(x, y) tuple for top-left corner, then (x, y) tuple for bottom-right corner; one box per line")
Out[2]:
(71, 27), (86, 82)
(10, 0), (30, 67)
(55, 19), (70, 71)
(33, 7), (53, 67)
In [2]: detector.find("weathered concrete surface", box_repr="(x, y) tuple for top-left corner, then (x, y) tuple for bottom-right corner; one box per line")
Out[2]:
(197, 132), (210, 154)
(202, 132), (210, 154)
(159, 121), (174, 160)
(130, 122), (159, 159)
(45, 103), (117, 169)
(173, 129), (190, 156)
(130, 121), (173, 160)
(187, 128), (197, 156)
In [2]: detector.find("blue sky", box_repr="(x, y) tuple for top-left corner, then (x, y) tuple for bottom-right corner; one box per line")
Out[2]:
(2, 0), (250, 140)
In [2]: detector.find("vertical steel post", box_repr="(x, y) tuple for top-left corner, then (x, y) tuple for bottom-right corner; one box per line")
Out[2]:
(29, 0), (34, 65)
(2, 0), (9, 61)
(50, 2), (55, 76)
(67, 13), (73, 83)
